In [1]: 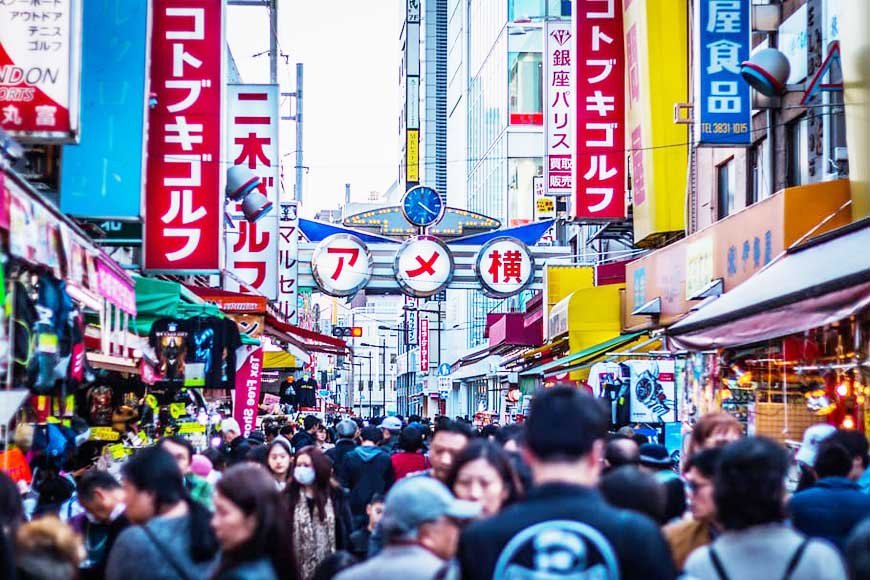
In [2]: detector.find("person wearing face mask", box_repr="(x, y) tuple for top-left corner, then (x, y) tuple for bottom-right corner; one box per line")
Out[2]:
(286, 446), (353, 580)
(75, 470), (130, 580)
(446, 439), (522, 518)
(266, 439), (293, 491)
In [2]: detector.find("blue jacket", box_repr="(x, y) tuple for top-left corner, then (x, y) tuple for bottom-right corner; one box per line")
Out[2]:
(788, 476), (870, 550)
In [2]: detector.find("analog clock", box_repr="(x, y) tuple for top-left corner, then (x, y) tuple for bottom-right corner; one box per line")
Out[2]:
(401, 186), (444, 227)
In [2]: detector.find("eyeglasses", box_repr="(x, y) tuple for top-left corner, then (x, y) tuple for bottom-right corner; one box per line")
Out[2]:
(686, 479), (712, 493)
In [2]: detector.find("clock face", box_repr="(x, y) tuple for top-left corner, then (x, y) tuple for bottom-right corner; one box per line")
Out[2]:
(401, 186), (444, 227)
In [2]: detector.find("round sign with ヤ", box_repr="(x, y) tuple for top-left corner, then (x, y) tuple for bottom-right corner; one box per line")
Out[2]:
(394, 235), (454, 298)
(474, 236), (535, 297)
(311, 234), (373, 297)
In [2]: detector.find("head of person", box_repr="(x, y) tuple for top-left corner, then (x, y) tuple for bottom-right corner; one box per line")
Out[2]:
(359, 426), (383, 447)
(120, 446), (217, 561)
(715, 437), (788, 531)
(379, 416), (403, 441)
(379, 476), (480, 560)
(289, 447), (335, 522)
(77, 470), (125, 524)
(429, 419), (474, 483)
(279, 425), (295, 440)
(794, 423), (836, 467)
(335, 419), (358, 442)
(599, 466), (667, 524)
(524, 386), (608, 485)
(315, 424), (329, 444)
(825, 429), (869, 481)
(14, 517), (83, 580)
(495, 423), (525, 454)
(221, 418), (242, 444)
(638, 443), (674, 473)
(814, 438), (854, 479)
(479, 424), (500, 441)
(267, 439), (293, 482)
(311, 551), (358, 580)
(604, 435), (640, 473)
(446, 439), (521, 517)
(264, 423), (279, 443)
(683, 447), (722, 523)
(397, 425), (425, 453)
(158, 435), (195, 475)
(304, 415), (321, 434)
(688, 412), (742, 456)
(202, 447), (227, 473)
(247, 430), (266, 447)
(365, 493), (385, 531)
(212, 464), (293, 578)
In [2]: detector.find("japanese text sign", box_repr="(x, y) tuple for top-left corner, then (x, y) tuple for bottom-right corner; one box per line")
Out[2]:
(277, 201), (299, 324)
(225, 84), (279, 299)
(419, 318), (429, 373)
(545, 21), (574, 197)
(695, 0), (751, 144)
(0, 0), (81, 141)
(311, 234), (373, 297)
(405, 295), (418, 346)
(233, 345), (263, 437)
(144, 0), (223, 272)
(394, 236), (454, 298)
(573, 0), (626, 219)
(96, 258), (137, 316)
(474, 237), (535, 298)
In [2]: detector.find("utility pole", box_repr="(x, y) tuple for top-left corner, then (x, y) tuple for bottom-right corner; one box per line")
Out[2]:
(381, 337), (387, 416)
(282, 64), (304, 206)
(268, 0), (277, 83)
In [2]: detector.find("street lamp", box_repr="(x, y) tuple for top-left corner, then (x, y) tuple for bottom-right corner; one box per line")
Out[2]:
(354, 353), (373, 417)
(360, 340), (388, 417)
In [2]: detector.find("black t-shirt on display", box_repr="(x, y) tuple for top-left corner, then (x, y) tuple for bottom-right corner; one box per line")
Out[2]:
(148, 318), (189, 382)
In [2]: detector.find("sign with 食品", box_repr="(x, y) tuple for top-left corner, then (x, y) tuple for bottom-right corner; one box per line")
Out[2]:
(695, 0), (751, 144)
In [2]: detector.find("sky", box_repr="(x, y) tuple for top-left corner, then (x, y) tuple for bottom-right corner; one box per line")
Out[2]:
(226, 0), (402, 217)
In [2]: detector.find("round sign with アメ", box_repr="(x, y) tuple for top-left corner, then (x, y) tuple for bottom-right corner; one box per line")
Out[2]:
(311, 234), (373, 297)
(394, 235), (454, 297)
(474, 236), (535, 297)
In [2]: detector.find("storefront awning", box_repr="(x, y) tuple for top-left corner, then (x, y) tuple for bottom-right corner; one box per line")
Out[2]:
(450, 355), (503, 381)
(264, 314), (347, 356)
(263, 351), (297, 369)
(669, 219), (870, 349)
(519, 332), (645, 377)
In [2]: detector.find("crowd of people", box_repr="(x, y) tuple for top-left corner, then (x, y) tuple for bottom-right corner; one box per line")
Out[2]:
(2, 388), (870, 579)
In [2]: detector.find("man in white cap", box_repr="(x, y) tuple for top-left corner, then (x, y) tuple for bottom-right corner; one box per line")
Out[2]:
(794, 423), (836, 491)
(220, 417), (251, 466)
(335, 476), (480, 580)
(378, 416), (403, 454)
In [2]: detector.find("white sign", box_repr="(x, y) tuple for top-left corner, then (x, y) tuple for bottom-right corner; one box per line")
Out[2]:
(545, 20), (574, 196)
(533, 175), (555, 220)
(394, 236), (454, 297)
(628, 359), (677, 423)
(420, 318), (429, 373)
(779, 4), (808, 84)
(407, 76), (420, 129)
(548, 293), (570, 340)
(225, 85), (280, 299)
(278, 201), (299, 324)
(405, 295), (418, 346)
(474, 237), (535, 298)
(311, 234), (373, 297)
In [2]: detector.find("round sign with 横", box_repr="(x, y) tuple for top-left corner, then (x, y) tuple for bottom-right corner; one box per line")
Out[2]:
(474, 236), (535, 297)
(311, 234), (373, 297)
(393, 235), (454, 298)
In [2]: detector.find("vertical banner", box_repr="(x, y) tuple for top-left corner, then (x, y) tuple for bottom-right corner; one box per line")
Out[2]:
(573, 0), (625, 219)
(144, 0), (223, 272)
(0, 0), (81, 141)
(419, 318), (429, 373)
(545, 20), (574, 197)
(405, 295), (418, 345)
(225, 84), (280, 299)
(277, 201), (299, 324)
(695, 0), (751, 144)
(405, 0), (420, 188)
(233, 345), (263, 437)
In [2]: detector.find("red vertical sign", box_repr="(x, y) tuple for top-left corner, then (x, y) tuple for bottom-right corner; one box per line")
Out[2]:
(233, 345), (263, 437)
(573, 0), (625, 219)
(144, 0), (223, 271)
(419, 318), (429, 373)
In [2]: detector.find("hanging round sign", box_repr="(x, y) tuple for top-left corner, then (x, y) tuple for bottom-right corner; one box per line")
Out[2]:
(394, 235), (454, 297)
(473, 236), (535, 297)
(310, 234), (373, 297)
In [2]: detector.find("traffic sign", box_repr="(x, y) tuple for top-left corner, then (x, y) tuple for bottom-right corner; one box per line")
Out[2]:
(438, 363), (451, 376)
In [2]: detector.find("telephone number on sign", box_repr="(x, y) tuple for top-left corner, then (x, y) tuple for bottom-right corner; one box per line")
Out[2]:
(702, 122), (749, 135)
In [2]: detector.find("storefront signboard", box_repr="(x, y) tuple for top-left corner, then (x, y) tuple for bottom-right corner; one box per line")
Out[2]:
(96, 258), (137, 316)
(233, 345), (263, 438)
(545, 20), (574, 197)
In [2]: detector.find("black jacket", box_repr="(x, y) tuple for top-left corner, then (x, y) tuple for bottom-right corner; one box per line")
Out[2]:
(224, 436), (252, 466)
(79, 513), (130, 580)
(343, 446), (395, 516)
(458, 482), (677, 580)
(290, 430), (315, 452)
(326, 439), (358, 485)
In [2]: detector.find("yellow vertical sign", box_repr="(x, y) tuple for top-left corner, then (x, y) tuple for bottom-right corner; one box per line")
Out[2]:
(406, 129), (419, 183)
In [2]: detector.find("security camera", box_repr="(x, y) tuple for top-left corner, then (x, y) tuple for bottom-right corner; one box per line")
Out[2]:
(740, 48), (791, 97)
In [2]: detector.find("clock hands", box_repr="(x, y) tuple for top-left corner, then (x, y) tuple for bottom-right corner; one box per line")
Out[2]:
(417, 201), (437, 216)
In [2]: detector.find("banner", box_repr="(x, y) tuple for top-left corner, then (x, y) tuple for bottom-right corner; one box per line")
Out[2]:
(405, 296), (418, 346)
(277, 201), (299, 324)
(545, 20), (574, 197)
(0, 0), (81, 141)
(60, 0), (148, 219)
(233, 345), (263, 438)
(144, 0), (223, 272)
(628, 359), (676, 423)
(694, 0), (751, 144)
(573, 0), (625, 219)
(224, 84), (279, 298)
(420, 318), (429, 373)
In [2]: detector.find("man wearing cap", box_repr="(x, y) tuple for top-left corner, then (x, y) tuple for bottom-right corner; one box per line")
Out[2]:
(220, 417), (251, 466)
(335, 477), (480, 580)
(327, 419), (360, 486)
(378, 416), (403, 454)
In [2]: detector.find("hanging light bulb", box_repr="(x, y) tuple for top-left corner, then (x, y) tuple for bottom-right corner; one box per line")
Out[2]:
(842, 416), (855, 430)
(836, 383), (849, 397)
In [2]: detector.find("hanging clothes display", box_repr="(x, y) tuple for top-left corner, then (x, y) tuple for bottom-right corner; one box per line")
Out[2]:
(294, 375), (318, 408)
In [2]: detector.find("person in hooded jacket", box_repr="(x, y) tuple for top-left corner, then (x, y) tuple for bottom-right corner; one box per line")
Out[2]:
(325, 420), (359, 487)
(342, 427), (395, 527)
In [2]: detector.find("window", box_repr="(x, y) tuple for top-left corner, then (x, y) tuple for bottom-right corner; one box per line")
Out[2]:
(786, 116), (808, 187)
(509, 0), (544, 21)
(717, 158), (735, 220)
(509, 52), (542, 125)
(827, 90), (848, 173)
(746, 141), (765, 206)
(507, 157), (543, 226)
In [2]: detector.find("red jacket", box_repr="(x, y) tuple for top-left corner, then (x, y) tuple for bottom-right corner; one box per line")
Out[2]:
(391, 451), (430, 481)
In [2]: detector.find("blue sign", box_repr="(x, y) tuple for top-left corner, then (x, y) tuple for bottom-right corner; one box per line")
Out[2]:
(438, 363), (451, 376)
(696, 0), (751, 144)
(60, 0), (148, 219)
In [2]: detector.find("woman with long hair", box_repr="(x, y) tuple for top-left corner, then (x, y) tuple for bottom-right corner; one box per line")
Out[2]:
(286, 446), (352, 580)
(266, 439), (293, 491)
(445, 439), (522, 518)
(210, 464), (295, 580)
(106, 446), (219, 580)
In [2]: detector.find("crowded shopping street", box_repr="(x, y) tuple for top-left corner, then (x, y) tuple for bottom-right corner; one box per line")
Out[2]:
(1, 0), (870, 578)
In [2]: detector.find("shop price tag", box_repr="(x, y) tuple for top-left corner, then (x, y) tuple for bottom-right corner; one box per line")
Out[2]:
(169, 403), (187, 419)
(106, 443), (128, 460)
(138, 431), (149, 445)
(37, 333), (59, 354)
(89, 427), (120, 442)
(145, 394), (158, 410)
(178, 422), (206, 435)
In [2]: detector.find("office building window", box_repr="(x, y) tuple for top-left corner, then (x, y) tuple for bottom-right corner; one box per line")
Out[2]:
(509, 51), (542, 125)
(786, 116), (808, 187)
(509, 0), (544, 20)
(717, 158), (735, 220)
(747, 140), (765, 206)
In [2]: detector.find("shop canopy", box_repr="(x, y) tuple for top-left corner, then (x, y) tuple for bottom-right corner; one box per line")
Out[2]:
(264, 314), (347, 356)
(519, 331), (645, 377)
(130, 276), (223, 335)
(669, 219), (870, 350)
